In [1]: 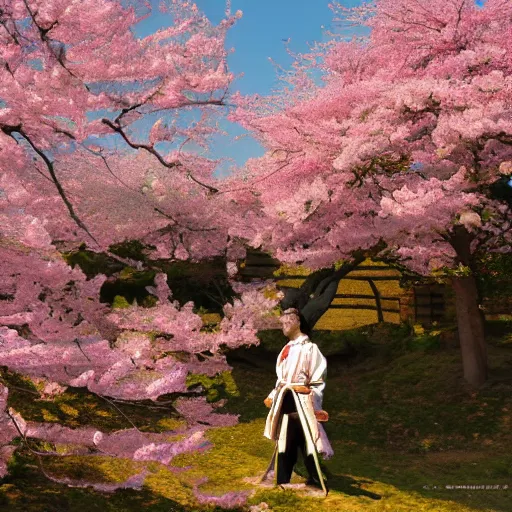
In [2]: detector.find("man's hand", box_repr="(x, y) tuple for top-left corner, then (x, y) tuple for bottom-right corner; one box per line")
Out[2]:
(314, 410), (329, 422)
(293, 385), (311, 394)
(264, 398), (272, 408)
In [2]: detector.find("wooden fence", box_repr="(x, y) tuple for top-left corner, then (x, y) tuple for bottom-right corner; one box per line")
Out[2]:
(238, 249), (512, 328)
(239, 250), (414, 329)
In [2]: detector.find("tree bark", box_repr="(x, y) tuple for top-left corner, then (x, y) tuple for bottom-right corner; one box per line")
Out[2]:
(280, 255), (366, 332)
(451, 276), (487, 387)
(449, 226), (488, 387)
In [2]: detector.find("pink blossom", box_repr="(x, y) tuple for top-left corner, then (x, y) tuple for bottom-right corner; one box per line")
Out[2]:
(232, 0), (511, 274)
(175, 397), (239, 427)
(193, 477), (250, 509)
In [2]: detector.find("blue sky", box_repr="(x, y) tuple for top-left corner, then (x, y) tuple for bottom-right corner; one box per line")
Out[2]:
(132, 1), (361, 173)
(137, 0), (347, 96)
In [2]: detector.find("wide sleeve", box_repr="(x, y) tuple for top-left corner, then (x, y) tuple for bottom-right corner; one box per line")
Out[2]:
(266, 346), (285, 401)
(307, 343), (327, 410)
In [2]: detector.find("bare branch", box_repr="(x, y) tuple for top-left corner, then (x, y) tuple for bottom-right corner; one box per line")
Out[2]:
(12, 127), (98, 246)
(21, 0), (89, 90)
(81, 144), (217, 234)
(218, 159), (295, 195)
(101, 118), (219, 194)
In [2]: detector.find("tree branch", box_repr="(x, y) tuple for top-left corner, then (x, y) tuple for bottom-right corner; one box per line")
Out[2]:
(101, 118), (219, 195)
(21, 0), (88, 89)
(12, 127), (98, 246)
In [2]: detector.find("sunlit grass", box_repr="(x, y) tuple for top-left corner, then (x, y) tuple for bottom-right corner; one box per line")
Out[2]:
(1, 322), (511, 511)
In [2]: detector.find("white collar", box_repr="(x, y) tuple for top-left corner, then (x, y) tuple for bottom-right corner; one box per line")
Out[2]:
(287, 334), (309, 346)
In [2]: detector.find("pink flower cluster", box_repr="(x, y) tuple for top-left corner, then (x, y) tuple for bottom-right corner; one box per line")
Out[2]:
(193, 476), (250, 509)
(231, 0), (511, 273)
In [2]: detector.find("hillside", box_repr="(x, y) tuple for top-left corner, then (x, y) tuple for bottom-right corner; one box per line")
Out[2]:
(1, 323), (511, 512)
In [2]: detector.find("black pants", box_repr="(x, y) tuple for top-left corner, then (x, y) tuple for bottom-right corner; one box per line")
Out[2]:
(276, 391), (318, 484)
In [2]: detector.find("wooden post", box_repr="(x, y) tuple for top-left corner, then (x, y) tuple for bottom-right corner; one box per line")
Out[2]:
(368, 279), (384, 323)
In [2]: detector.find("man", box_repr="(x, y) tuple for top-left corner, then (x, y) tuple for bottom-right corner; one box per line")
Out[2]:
(263, 308), (333, 490)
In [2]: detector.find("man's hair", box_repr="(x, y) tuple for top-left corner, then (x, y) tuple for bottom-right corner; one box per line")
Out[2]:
(281, 308), (311, 336)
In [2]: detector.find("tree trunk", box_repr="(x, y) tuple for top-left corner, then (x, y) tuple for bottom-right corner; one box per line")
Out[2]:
(280, 255), (366, 332)
(451, 276), (487, 387)
(449, 225), (487, 388)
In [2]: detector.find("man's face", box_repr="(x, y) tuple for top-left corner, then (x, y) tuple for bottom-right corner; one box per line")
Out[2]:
(280, 312), (300, 338)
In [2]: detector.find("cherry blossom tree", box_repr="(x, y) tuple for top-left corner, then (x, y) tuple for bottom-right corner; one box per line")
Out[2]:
(0, 0), (244, 249)
(0, 175), (279, 485)
(0, 1), (280, 494)
(231, 0), (512, 387)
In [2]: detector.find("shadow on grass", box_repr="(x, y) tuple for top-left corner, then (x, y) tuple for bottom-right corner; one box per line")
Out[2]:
(326, 472), (381, 500)
(0, 367), (182, 433)
(0, 450), (190, 512)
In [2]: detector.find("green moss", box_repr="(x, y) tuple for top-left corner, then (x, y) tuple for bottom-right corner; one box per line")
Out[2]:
(146, 257), (234, 314)
(113, 295), (131, 309)
(156, 418), (187, 431)
(44, 455), (143, 484)
(58, 403), (80, 418)
(63, 248), (124, 278)
(1, 450), (190, 512)
(101, 269), (156, 306)
(186, 371), (240, 402)
(66, 245), (237, 315)
(109, 240), (148, 262)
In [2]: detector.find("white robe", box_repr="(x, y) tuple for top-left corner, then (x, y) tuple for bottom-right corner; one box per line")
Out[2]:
(263, 334), (333, 459)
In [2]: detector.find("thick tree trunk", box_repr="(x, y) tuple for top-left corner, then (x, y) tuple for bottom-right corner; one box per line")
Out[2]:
(449, 225), (488, 388)
(451, 276), (487, 387)
(280, 255), (366, 332)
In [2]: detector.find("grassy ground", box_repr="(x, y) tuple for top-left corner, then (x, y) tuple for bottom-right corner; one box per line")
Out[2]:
(1, 322), (511, 512)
